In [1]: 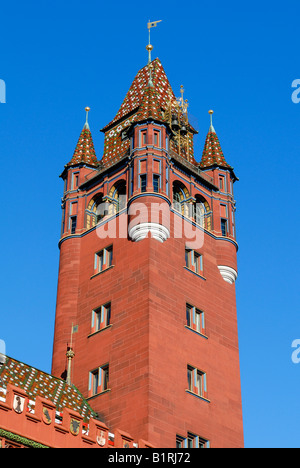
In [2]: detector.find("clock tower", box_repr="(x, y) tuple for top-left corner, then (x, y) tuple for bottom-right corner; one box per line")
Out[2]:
(51, 54), (243, 448)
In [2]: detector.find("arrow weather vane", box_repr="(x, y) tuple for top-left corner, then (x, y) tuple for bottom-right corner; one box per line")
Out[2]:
(146, 19), (162, 64)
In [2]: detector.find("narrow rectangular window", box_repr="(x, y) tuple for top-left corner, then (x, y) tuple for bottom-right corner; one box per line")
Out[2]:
(72, 172), (79, 190)
(140, 174), (147, 193)
(176, 435), (185, 449)
(221, 218), (227, 237)
(70, 216), (77, 234)
(219, 175), (225, 191)
(153, 131), (160, 147)
(153, 174), (160, 193)
(141, 130), (147, 146)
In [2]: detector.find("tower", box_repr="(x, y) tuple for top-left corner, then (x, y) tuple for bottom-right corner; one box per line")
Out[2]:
(51, 54), (243, 448)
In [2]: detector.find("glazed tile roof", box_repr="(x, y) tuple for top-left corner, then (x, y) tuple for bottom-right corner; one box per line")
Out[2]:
(134, 80), (163, 123)
(100, 58), (198, 167)
(200, 128), (231, 170)
(67, 125), (99, 168)
(101, 58), (175, 132)
(0, 356), (97, 422)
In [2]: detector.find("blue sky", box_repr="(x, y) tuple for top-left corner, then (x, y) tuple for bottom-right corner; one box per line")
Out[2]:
(1, 0), (300, 448)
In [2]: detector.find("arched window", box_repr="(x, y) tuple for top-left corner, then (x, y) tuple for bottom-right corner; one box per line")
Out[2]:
(193, 195), (212, 231)
(108, 180), (127, 214)
(172, 182), (190, 216)
(86, 193), (105, 229)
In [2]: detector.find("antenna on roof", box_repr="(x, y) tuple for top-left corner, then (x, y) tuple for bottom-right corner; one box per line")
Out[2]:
(146, 20), (162, 64)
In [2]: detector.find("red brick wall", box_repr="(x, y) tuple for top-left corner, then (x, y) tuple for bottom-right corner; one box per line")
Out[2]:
(52, 208), (243, 447)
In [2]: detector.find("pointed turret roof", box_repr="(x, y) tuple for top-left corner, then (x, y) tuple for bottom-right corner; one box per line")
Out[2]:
(101, 58), (175, 132)
(67, 109), (99, 167)
(200, 111), (232, 170)
(200, 128), (231, 169)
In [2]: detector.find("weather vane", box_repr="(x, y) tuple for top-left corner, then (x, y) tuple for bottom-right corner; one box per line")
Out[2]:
(146, 20), (162, 64)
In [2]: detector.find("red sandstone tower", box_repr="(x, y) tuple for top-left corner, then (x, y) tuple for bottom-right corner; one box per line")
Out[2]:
(51, 56), (243, 448)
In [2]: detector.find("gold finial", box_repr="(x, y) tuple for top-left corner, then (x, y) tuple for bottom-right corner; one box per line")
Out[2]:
(208, 110), (215, 132)
(84, 107), (90, 129)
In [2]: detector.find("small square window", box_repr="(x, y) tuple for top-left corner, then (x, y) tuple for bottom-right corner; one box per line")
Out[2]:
(176, 433), (210, 449)
(94, 246), (113, 274)
(92, 303), (111, 333)
(89, 365), (109, 397)
(187, 365), (207, 399)
(186, 304), (205, 334)
(187, 433), (210, 449)
(185, 249), (203, 275)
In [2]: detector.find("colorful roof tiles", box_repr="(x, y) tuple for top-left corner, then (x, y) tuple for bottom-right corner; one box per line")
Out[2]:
(200, 127), (231, 170)
(0, 356), (97, 422)
(67, 126), (99, 168)
(101, 58), (175, 132)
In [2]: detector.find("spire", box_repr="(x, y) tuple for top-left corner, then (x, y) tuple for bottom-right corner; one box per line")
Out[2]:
(200, 110), (231, 170)
(67, 108), (98, 167)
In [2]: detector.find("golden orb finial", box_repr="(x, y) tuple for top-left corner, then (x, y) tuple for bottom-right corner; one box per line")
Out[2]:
(85, 107), (90, 112)
(208, 110), (214, 115)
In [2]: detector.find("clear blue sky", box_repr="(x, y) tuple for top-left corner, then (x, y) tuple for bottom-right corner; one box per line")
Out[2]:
(1, 0), (299, 448)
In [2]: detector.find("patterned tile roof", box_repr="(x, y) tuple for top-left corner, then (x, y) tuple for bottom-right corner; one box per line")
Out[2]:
(200, 128), (231, 170)
(134, 80), (163, 122)
(67, 125), (99, 168)
(0, 356), (97, 422)
(102, 58), (175, 132)
(100, 58), (198, 168)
